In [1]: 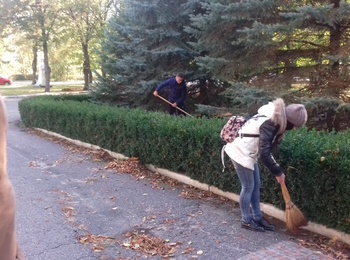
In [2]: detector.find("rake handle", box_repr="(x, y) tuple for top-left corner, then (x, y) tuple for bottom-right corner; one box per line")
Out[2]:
(156, 95), (193, 117)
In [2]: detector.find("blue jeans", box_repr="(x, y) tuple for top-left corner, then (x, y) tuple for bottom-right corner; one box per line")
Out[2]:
(231, 160), (262, 223)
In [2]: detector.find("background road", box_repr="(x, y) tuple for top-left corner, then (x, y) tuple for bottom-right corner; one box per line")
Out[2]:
(4, 97), (335, 260)
(9, 80), (84, 88)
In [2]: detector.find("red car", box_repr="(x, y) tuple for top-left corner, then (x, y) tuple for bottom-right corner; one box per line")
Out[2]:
(0, 76), (12, 85)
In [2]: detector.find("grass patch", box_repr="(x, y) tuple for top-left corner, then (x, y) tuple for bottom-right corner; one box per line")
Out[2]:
(0, 84), (86, 96)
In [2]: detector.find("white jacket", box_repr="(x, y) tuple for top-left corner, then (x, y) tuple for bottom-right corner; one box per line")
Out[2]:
(224, 101), (276, 170)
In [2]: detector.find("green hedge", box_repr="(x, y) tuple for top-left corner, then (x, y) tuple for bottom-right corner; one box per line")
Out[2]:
(18, 95), (350, 234)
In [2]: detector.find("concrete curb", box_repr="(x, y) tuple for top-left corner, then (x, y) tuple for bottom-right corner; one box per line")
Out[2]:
(35, 128), (350, 246)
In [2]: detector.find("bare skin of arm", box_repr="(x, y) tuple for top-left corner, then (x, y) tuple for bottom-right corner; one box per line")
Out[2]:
(0, 96), (24, 260)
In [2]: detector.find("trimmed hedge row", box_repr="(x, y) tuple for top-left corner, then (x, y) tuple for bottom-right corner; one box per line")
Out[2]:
(18, 95), (350, 234)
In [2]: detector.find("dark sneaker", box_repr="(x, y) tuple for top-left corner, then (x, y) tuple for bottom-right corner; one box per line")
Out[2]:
(241, 220), (265, 232)
(255, 217), (276, 231)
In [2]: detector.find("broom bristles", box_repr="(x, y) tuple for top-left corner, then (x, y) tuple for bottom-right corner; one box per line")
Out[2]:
(281, 183), (308, 232)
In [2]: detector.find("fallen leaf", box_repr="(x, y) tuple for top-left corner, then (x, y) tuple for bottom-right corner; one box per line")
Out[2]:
(79, 237), (89, 244)
(197, 250), (203, 255)
(182, 246), (193, 254)
(121, 232), (179, 257)
(29, 161), (38, 167)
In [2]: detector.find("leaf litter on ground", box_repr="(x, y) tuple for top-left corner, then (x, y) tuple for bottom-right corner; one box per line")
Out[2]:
(30, 128), (350, 259)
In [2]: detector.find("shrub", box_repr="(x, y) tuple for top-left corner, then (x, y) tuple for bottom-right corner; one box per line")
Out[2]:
(18, 95), (350, 234)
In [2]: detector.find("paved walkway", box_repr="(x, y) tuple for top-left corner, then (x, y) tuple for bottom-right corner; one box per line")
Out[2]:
(238, 240), (334, 260)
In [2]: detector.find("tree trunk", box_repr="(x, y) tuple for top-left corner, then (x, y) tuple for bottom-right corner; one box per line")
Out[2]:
(329, 25), (341, 73)
(31, 46), (38, 85)
(329, 0), (341, 74)
(39, 9), (51, 93)
(101, 58), (106, 78)
(327, 0), (341, 92)
(198, 79), (208, 104)
(82, 43), (91, 90)
(43, 36), (51, 93)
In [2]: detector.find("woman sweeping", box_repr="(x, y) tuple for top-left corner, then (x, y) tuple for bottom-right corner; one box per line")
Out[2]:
(224, 98), (307, 232)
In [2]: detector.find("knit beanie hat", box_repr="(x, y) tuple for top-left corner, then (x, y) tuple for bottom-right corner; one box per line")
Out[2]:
(285, 104), (308, 128)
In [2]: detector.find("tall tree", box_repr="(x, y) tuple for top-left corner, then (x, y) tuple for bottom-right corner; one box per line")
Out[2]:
(8, 0), (64, 91)
(32, 0), (65, 92)
(187, 0), (288, 82)
(277, 0), (350, 95)
(0, 0), (17, 32)
(0, 1), (26, 77)
(187, 0), (350, 98)
(62, 0), (114, 90)
(93, 0), (197, 107)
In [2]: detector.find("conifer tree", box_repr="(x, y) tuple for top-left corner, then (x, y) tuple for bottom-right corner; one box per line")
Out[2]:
(93, 0), (197, 106)
(277, 0), (350, 95)
(187, 0), (350, 98)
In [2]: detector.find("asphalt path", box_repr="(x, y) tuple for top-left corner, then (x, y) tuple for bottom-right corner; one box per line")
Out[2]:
(4, 97), (334, 260)
(9, 80), (84, 88)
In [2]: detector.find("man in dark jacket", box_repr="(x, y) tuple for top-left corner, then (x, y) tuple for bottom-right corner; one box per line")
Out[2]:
(153, 73), (187, 116)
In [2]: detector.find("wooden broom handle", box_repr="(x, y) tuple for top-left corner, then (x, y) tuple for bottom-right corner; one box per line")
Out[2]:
(156, 95), (193, 117)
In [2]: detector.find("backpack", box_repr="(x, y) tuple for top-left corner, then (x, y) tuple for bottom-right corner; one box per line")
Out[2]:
(220, 115), (263, 172)
(220, 115), (246, 143)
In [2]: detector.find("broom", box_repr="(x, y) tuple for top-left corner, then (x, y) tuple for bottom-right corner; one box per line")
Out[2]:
(280, 182), (308, 232)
